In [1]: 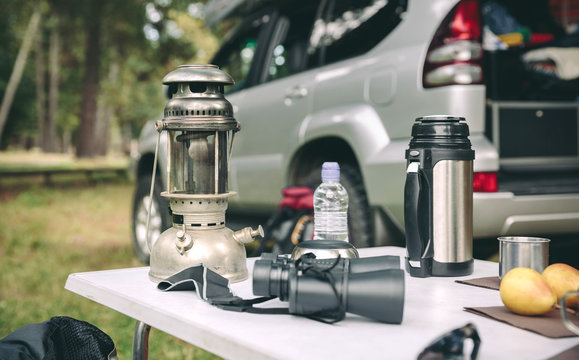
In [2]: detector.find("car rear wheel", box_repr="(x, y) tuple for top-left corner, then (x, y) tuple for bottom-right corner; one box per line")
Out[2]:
(132, 174), (169, 264)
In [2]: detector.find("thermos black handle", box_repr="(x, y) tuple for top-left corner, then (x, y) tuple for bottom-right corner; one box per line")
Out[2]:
(404, 162), (423, 262)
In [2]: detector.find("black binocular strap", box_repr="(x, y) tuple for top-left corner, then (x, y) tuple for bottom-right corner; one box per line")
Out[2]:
(208, 296), (289, 315)
(157, 265), (289, 314)
(157, 262), (347, 323)
(296, 256), (347, 324)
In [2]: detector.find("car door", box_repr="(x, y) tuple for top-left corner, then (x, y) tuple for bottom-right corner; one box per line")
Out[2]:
(216, 1), (325, 209)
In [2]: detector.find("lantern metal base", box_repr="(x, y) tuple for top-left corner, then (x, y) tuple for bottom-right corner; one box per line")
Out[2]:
(149, 193), (263, 283)
(149, 226), (250, 283)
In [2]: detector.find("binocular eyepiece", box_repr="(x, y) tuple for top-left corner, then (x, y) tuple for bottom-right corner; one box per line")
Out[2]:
(253, 253), (405, 323)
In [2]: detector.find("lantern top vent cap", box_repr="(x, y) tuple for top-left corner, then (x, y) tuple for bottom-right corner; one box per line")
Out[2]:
(162, 64), (235, 85)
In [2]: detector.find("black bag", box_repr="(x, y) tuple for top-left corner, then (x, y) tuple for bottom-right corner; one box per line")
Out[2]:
(0, 316), (117, 360)
(252, 186), (314, 256)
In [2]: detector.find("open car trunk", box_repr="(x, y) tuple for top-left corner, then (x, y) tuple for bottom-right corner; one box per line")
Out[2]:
(481, 0), (579, 195)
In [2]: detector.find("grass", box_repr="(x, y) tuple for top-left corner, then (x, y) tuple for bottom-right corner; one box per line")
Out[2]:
(0, 180), (220, 359)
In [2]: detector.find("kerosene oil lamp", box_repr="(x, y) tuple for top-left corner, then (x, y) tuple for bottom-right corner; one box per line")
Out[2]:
(148, 64), (263, 283)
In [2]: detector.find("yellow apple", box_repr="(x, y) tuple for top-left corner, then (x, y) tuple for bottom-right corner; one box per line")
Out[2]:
(542, 263), (579, 308)
(500, 267), (556, 315)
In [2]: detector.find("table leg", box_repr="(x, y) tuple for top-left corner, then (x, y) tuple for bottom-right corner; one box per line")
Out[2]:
(133, 320), (151, 360)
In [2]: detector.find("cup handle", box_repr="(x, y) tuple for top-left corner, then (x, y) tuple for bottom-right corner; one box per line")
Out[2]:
(561, 291), (579, 335)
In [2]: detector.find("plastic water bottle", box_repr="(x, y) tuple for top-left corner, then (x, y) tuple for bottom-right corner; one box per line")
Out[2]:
(313, 162), (349, 241)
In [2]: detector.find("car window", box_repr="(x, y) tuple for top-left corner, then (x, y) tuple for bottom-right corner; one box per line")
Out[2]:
(220, 31), (258, 93)
(309, 0), (406, 66)
(264, 1), (324, 82)
(213, 12), (274, 93)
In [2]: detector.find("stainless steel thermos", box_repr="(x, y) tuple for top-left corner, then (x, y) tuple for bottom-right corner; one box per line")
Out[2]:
(404, 115), (475, 277)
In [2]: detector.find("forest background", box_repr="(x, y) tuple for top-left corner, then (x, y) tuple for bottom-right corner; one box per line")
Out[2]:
(0, 0), (224, 158)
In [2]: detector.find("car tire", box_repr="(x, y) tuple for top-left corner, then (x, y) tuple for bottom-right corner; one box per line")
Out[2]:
(132, 174), (169, 264)
(301, 163), (373, 248)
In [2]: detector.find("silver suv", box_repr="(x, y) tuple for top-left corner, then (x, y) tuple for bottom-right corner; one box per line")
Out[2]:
(132, 0), (579, 263)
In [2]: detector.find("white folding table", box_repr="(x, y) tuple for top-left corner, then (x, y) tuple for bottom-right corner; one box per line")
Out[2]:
(65, 246), (578, 359)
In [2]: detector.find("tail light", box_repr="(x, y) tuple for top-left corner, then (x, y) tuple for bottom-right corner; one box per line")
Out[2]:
(423, 0), (483, 88)
(473, 172), (498, 192)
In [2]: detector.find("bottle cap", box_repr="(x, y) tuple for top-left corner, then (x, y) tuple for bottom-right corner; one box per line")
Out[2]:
(321, 162), (340, 181)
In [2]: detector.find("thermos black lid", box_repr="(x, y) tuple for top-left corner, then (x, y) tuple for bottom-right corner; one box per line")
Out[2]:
(416, 115), (464, 122)
(411, 115), (470, 138)
(407, 115), (474, 157)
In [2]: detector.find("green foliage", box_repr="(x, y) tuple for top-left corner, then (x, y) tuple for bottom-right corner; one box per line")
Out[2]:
(0, 0), (221, 149)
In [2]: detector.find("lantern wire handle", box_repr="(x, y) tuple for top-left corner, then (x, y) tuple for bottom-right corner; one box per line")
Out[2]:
(228, 131), (235, 165)
(145, 130), (162, 252)
(226, 131), (235, 188)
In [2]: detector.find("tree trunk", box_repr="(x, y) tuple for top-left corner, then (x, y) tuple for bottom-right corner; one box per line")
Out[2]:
(122, 123), (132, 155)
(35, 17), (46, 150)
(46, 15), (60, 153)
(95, 60), (118, 156)
(0, 10), (41, 141)
(95, 99), (110, 156)
(75, 3), (102, 158)
(62, 129), (72, 154)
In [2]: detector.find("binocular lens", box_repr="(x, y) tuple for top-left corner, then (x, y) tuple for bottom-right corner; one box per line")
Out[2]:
(346, 269), (405, 323)
(253, 260), (285, 298)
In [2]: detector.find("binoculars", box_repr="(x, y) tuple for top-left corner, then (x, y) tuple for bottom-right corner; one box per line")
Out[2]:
(253, 253), (405, 323)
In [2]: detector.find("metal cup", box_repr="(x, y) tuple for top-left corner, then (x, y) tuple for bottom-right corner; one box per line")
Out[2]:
(498, 236), (550, 279)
